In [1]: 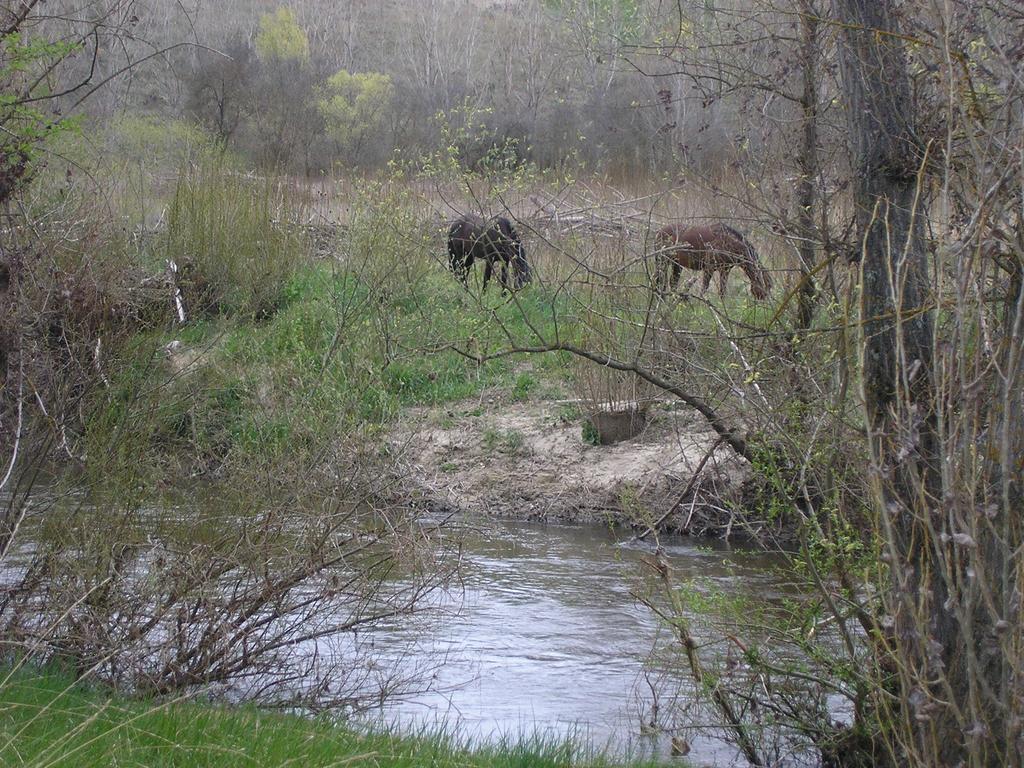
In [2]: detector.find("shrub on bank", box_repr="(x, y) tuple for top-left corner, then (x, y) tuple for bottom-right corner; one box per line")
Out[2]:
(165, 160), (306, 320)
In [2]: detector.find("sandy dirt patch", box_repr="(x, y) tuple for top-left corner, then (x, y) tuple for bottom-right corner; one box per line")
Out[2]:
(391, 398), (749, 530)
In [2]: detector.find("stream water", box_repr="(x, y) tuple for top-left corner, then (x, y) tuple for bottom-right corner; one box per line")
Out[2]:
(1, 492), (808, 766)
(357, 518), (795, 766)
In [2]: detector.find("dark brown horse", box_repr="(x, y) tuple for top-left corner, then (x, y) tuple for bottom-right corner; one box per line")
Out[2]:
(447, 214), (531, 291)
(654, 223), (772, 300)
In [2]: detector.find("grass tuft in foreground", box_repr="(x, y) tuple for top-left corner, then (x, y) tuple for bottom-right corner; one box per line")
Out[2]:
(0, 668), (668, 768)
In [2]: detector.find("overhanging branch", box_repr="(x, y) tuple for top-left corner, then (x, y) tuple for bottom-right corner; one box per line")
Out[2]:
(451, 341), (751, 460)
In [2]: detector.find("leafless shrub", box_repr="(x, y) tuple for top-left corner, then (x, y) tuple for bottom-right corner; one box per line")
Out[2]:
(0, 443), (455, 710)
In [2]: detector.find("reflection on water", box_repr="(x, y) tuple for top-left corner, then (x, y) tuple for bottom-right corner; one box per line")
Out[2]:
(359, 518), (792, 766)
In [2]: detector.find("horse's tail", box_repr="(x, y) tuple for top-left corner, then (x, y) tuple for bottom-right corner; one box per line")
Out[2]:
(502, 219), (531, 288)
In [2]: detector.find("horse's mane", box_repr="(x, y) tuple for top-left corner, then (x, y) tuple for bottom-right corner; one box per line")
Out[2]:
(449, 214), (483, 239)
(716, 223), (747, 243)
(716, 223), (761, 264)
(491, 218), (532, 286)
(497, 217), (532, 286)
(721, 225), (771, 295)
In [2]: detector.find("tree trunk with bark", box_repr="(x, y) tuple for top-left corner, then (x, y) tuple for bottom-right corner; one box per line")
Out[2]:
(833, 1), (975, 765)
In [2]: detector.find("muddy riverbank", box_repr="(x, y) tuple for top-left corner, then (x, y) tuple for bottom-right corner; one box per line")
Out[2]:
(391, 397), (754, 537)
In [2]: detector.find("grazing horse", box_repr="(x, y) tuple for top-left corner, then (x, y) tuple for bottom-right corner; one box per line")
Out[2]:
(655, 223), (772, 300)
(447, 214), (531, 291)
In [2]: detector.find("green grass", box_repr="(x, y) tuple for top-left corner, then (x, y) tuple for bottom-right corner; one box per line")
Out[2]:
(90, 256), (575, 475)
(74, 156), (780, 484)
(511, 372), (539, 401)
(482, 427), (528, 455)
(0, 668), (662, 768)
(94, 156), (574, 469)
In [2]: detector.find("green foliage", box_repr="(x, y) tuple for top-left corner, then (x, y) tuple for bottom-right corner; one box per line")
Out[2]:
(617, 483), (645, 520)
(109, 115), (216, 170)
(482, 428), (527, 455)
(0, 33), (84, 200)
(546, 0), (643, 45)
(85, 256), (567, 476)
(1, 667), (645, 768)
(255, 7), (310, 64)
(63, 150), (574, 484)
(318, 70), (394, 158)
(792, 503), (874, 582)
(748, 447), (797, 525)
(17, 116), (223, 230)
(556, 402), (583, 423)
(512, 372), (538, 401)
(671, 577), (759, 623)
(581, 419), (601, 446)
(423, 101), (534, 180)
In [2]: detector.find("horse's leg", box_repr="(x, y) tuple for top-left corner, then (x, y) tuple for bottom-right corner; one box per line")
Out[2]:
(671, 263), (681, 291)
(700, 270), (712, 295)
(718, 267), (729, 297)
(482, 259), (493, 292)
(500, 259), (510, 294)
(655, 256), (669, 293)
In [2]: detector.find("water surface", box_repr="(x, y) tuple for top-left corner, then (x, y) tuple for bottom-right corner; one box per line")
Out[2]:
(361, 518), (793, 765)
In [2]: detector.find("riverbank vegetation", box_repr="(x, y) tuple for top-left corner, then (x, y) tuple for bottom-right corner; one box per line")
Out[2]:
(2, 1), (1022, 767)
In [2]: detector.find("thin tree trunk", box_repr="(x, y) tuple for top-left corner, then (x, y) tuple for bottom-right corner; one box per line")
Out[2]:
(795, 0), (819, 330)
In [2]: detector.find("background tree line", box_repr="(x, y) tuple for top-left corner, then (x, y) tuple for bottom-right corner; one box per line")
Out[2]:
(60, 0), (788, 176)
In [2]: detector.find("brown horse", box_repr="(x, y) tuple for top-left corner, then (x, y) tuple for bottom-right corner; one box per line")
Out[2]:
(654, 223), (772, 300)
